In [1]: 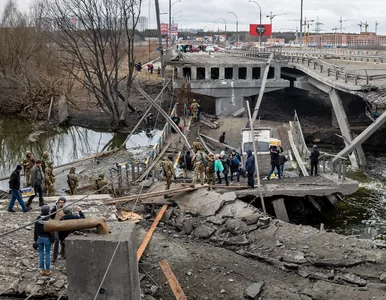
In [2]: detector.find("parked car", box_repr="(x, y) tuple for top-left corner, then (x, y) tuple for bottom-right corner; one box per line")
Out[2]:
(191, 46), (200, 52)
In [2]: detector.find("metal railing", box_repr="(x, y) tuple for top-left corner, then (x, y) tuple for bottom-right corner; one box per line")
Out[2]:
(226, 48), (386, 86)
(144, 103), (177, 166)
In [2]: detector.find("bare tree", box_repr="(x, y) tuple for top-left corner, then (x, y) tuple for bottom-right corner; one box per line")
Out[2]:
(43, 0), (142, 128)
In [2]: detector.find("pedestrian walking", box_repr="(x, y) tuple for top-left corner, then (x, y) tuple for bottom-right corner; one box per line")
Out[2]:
(214, 154), (224, 184)
(279, 153), (288, 178)
(34, 205), (54, 276)
(206, 153), (216, 190)
(50, 197), (66, 263)
(220, 151), (230, 186)
(219, 132), (226, 144)
(67, 166), (79, 195)
(310, 145), (320, 176)
(8, 165), (30, 213)
(230, 150), (241, 182)
(26, 160), (46, 209)
(190, 151), (206, 188)
(245, 150), (255, 189)
(265, 145), (283, 180)
(190, 99), (200, 121)
(162, 154), (176, 198)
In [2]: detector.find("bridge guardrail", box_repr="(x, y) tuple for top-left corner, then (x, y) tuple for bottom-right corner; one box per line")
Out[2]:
(232, 48), (386, 86)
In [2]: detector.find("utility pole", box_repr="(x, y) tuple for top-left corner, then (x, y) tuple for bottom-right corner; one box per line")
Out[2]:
(300, 0), (303, 46)
(314, 15), (324, 34)
(168, 0), (171, 47)
(155, 0), (165, 80)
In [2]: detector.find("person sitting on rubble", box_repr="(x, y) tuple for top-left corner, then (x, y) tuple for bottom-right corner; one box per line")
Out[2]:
(58, 206), (85, 259)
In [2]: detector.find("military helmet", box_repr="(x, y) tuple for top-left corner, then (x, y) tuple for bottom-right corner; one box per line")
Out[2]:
(43, 151), (49, 157)
(70, 166), (76, 172)
(48, 161), (53, 166)
(193, 99), (196, 102)
(209, 152), (214, 157)
(26, 150), (32, 155)
(98, 174), (105, 180)
(168, 154), (173, 160)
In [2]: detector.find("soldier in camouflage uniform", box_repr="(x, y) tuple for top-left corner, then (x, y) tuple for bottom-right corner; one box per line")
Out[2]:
(162, 154), (176, 199)
(190, 150), (206, 188)
(206, 153), (216, 191)
(44, 162), (56, 196)
(190, 99), (200, 120)
(41, 151), (50, 175)
(67, 166), (79, 195)
(192, 137), (203, 154)
(95, 174), (109, 194)
(22, 150), (35, 187)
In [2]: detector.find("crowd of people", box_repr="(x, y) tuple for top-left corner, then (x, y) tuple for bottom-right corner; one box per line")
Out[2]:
(33, 198), (85, 276)
(8, 150), (80, 213)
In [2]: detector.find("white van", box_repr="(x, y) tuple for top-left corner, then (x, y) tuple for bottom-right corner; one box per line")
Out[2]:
(241, 128), (279, 174)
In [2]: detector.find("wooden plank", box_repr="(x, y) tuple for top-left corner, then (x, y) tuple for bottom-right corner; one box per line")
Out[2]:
(288, 130), (309, 176)
(137, 205), (168, 261)
(136, 141), (172, 182)
(159, 259), (187, 300)
(199, 133), (240, 153)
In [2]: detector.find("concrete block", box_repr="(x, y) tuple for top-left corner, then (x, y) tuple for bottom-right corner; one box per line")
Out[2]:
(244, 281), (264, 299)
(66, 222), (140, 300)
(242, 213), (264, 225)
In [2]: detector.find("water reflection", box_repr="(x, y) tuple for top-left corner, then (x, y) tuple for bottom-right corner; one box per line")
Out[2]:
(0, 117), (160, 187)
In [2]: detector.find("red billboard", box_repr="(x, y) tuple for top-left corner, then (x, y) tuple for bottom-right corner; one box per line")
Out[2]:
(161, 23), (168, 36)
(249, 24), (272, 37)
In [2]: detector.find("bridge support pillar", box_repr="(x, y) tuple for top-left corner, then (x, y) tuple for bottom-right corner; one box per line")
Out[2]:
(216, 96), (244, 115)
(274, 66), (281, 79)
(205, 67), (210, 80)
(329, 89), (366, 168)
(219, 67), (225, 80)
(247, 67), (252, 80)
(191, 67), (197, 80)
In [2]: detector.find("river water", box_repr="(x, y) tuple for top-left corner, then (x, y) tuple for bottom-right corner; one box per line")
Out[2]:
(0, 117), (160, 190)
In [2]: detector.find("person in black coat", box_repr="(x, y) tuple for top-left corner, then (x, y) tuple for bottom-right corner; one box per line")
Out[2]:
(245, 150), (255, 189)
(265, 145), (283, 180)
(58, 206), (85, 258)
(310, 145), (320, 176)
(8, 165), (30, 213)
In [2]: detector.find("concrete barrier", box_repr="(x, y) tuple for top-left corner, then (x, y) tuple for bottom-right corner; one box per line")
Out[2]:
(66, 222), (140, 300)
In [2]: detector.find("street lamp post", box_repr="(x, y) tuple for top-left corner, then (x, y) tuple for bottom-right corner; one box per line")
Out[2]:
(169, 0), (181, 47)
(248, 0), (262, 48)
(300, 0), (303, 46)
(218, 17), (227, 40)
(172, 11), (182, 25)
(228, 12), (239, 45)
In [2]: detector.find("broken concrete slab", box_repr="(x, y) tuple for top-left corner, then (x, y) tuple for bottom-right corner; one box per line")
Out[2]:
(244, 281), (264, 299)
(161, 208), (174, 222)
(139, 180), (153, 188)
(194, 225), (216, 239)
(176, 190), (224, 217)
(220, 192), (237, 204)
(380, 273), (386, 283)
(223, 234), (250, 246)
(242, 213), (264, 225)
(216, 200), (256, 219)
(282, 250), (307, 264)
(308, 272), (334, 281)
(225, 219), (257, 234)
(206, 216), (226, 225)
(183, 219), (195, 235)
(339, 273), (367, 287)
(311, 258), (364, 268)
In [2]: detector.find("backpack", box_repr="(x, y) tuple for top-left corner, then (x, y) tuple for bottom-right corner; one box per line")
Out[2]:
(232, 156), (240, 166)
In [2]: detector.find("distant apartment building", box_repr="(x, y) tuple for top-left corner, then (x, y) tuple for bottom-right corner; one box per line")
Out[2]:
(267, 38), (285, 45)
(308, 32), (386, 47)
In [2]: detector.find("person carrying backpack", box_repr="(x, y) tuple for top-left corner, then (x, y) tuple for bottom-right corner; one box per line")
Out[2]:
(230, 150), (241, 182)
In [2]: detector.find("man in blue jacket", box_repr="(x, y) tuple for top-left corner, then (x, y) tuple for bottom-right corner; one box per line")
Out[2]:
(245, 150), (255, 189)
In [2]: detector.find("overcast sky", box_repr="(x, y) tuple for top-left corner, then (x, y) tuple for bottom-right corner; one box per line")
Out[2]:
(3, 0), (386, 35)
